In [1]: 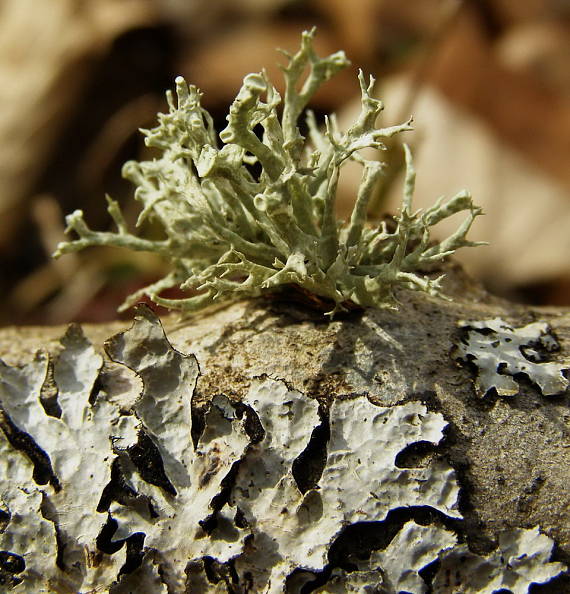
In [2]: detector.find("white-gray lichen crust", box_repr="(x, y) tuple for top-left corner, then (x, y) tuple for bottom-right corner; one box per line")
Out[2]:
(104, 307), (251, 592)
(0, 308), (567, 592)
(227, 382), (460, 591)
(54, 28), (483, 315)
(433, 526), (567, 594)
(312, 521), (457, 594)
(455, 317), (569, 397)
(0, 327), (134, 591)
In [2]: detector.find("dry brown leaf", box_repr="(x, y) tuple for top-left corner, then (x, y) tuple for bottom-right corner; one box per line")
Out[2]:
(0, 0), (157, 250)
(496, 21), (570, 97)
(426, 6), (570, 192)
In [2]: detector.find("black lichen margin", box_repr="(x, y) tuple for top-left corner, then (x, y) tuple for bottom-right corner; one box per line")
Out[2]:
(292, 406), (330, 494)
(127, 430), (177, 497)
(0, 408), (60, 491)
(0, 550), (25, 588)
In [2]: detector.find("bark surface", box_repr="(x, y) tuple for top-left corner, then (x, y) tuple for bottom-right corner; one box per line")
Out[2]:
(0, 265), (569, 592)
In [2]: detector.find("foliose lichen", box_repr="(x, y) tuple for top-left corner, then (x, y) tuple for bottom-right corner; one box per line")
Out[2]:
(454, 317), (569, 397)
(1, 308), (567, 592)
(433, 526), (567, 594)
(54, 28), (483, 315)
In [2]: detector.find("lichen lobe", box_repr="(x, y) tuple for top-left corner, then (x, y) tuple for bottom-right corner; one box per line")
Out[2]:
(0, 308), (567, 592)
(455, 317), (569, 397)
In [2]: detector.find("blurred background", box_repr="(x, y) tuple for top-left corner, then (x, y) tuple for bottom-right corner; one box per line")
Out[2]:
(1, 0), (569, 326)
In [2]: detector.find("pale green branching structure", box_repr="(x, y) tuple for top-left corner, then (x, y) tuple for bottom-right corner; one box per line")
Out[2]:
(54, 28), (484, 315)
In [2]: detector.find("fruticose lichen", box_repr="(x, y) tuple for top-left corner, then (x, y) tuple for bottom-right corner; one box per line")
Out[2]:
(54, 28), (483, 315)
(454, 317), (569, 397)
(1, 308), (567, 592)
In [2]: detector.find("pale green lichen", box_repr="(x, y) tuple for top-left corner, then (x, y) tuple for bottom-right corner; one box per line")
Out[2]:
(54, 28), (484, 315)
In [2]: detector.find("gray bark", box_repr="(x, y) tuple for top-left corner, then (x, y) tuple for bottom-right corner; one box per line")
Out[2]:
(0, 264), (569, 593)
